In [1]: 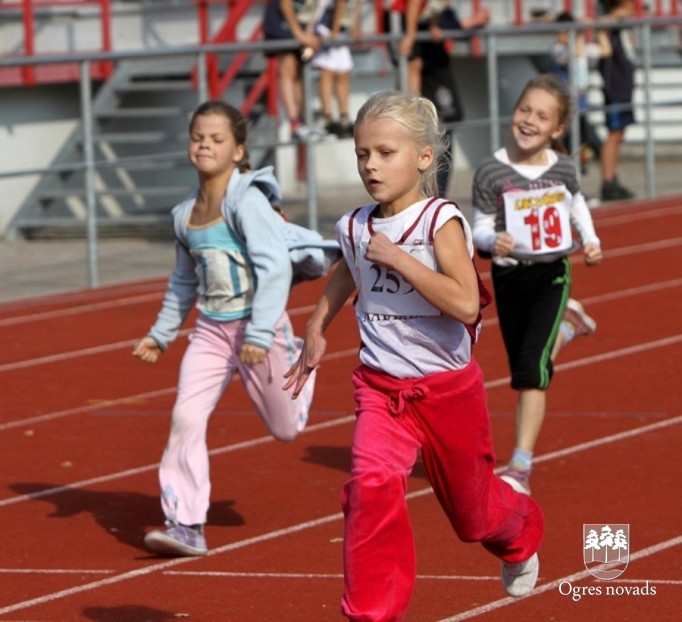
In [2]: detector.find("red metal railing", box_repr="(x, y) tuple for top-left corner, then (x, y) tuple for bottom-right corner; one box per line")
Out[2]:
(194, 0), (278, 116)
(513, 0), (681, 24)
(2, 0), (681, 94)
(0, 0), (112, 86)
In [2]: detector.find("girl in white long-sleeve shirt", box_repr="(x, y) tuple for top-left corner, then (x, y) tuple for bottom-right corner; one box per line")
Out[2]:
(471, 74), (603, 495)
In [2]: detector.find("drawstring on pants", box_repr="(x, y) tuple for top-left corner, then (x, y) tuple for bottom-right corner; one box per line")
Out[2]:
(387, 385), (429, 416)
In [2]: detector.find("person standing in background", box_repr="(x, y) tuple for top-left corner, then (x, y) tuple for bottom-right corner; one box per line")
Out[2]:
(263, 0), (327, 142)
(417, 1), (490, 196)
(549, 10), (607, 175)
(597, 0), (637, 201)
(312, 0), (363, 138)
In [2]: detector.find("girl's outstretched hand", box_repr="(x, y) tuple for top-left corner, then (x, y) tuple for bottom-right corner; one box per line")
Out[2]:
(133, 337), (162, 364)
(240, 343), (268, 366)
(283, 332), (327, 399)
(584, 242), (603, 266)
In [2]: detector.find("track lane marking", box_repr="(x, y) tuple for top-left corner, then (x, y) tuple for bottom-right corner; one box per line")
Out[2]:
(1, 234), (679, 327)
(1, 276), (679, 374)
(0, 330), (680, 434)
(438, 536), (682, 622)
(0, 416), (679, 615)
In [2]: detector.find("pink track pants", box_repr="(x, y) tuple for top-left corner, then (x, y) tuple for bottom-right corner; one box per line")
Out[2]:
(341, 361), (544, 621)
(158, 313), (314, 526)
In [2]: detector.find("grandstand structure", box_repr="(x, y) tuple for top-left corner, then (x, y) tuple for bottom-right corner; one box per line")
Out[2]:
(0, 0), (680, 239)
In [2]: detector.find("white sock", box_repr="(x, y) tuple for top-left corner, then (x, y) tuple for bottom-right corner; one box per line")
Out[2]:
(510, 448), (533, 471)
(560, 320), (576, 345)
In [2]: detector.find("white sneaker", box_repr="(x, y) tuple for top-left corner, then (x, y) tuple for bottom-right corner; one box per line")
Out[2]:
(501, 552), (539, 597)
(564, 298), (596, 338)
(292, 124), (334, 143)
(292, 123), (315, 142)
(144, 523), (207, 557)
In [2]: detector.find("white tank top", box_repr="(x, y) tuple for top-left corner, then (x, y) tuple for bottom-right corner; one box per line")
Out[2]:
(337, 197), (483, 379)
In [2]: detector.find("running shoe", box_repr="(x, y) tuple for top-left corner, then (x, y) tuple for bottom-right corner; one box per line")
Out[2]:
(144, 523), (207, 557)
(564, 298), (596, 338)
(501, 552), (539, 597)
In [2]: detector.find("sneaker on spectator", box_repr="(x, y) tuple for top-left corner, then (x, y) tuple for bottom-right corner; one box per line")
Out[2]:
(500, 466), (531, 495)
(314, 123), (336, 141)
(564, 298), (596, 338)
(501, 552), (539, 597)
(325, 119), (345, 138)
(292, 123), (315, 143)
(601, 178), (634, 201)
(144, 523), (207, 557)
(292, 123), (330, 143)
(339, 120), (354, 139)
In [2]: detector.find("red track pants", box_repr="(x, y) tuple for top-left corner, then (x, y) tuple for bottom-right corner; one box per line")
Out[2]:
(340, 360), (544, 621)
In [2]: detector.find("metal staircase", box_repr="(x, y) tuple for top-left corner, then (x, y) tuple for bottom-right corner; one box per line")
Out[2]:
(12, 58), (199, 238)
(7, 0), (276, 239)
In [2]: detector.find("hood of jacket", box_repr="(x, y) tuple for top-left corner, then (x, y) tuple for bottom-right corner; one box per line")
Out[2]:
(171, 166), (282, 244)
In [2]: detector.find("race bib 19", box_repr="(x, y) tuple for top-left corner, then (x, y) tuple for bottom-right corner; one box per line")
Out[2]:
(503, 185), (573, 255)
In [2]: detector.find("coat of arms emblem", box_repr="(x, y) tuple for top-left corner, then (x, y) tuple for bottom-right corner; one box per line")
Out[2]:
(583, 524), (630, 580)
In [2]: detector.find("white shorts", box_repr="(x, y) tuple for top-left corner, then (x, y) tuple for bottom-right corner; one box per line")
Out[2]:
(312, 25), (353, 73)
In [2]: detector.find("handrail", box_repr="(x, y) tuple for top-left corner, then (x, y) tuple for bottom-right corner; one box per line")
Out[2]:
(2, 1), (681, 97)
(194, 0), (270, 106)
(2, 15), (682, 281)
(0, 0), (112, 85)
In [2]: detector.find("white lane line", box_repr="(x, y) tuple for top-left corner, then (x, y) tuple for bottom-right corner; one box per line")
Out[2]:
(601, 236), (682, 259)
(579, 277), (682, 306)
(0, 292), (164, 328)
(165, 570), (498, 581)
(4, 412), (680, 510)
(0, 416), (355, 508)
(0, 418), (679, 615)
(0, 569), (114, 575)
(1, 275), (679, 375)
(0, 386), (178, 432)
(437, 536), (682, 622)
(0, 338), (144, 373)
(480, 334), (682, 390)
(0, 288), (319, 329)
(593, 202), (682, 226)
(1, 234), (678, 327)
(0, 335), (682, 500)
(0, 302), (340, 372)
(0, 346), (363, 432)
(0, 512), (346, 616)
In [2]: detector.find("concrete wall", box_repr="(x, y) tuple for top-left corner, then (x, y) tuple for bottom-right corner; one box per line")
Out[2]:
(0, 85), (81, 233)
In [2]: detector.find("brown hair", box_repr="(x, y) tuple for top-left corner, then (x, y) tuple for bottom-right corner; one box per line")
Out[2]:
(189, 100), (251, 172)
(514, 73), (573, 153)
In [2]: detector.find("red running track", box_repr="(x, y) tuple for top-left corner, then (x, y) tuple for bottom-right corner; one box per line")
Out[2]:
(0, 198), (680, 621)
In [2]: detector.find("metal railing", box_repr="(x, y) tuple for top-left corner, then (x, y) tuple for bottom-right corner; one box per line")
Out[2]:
(1, 15), (681, 287)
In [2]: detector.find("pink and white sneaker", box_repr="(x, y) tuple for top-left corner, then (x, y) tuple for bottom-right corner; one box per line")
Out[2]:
(563, 299), (596, 338)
